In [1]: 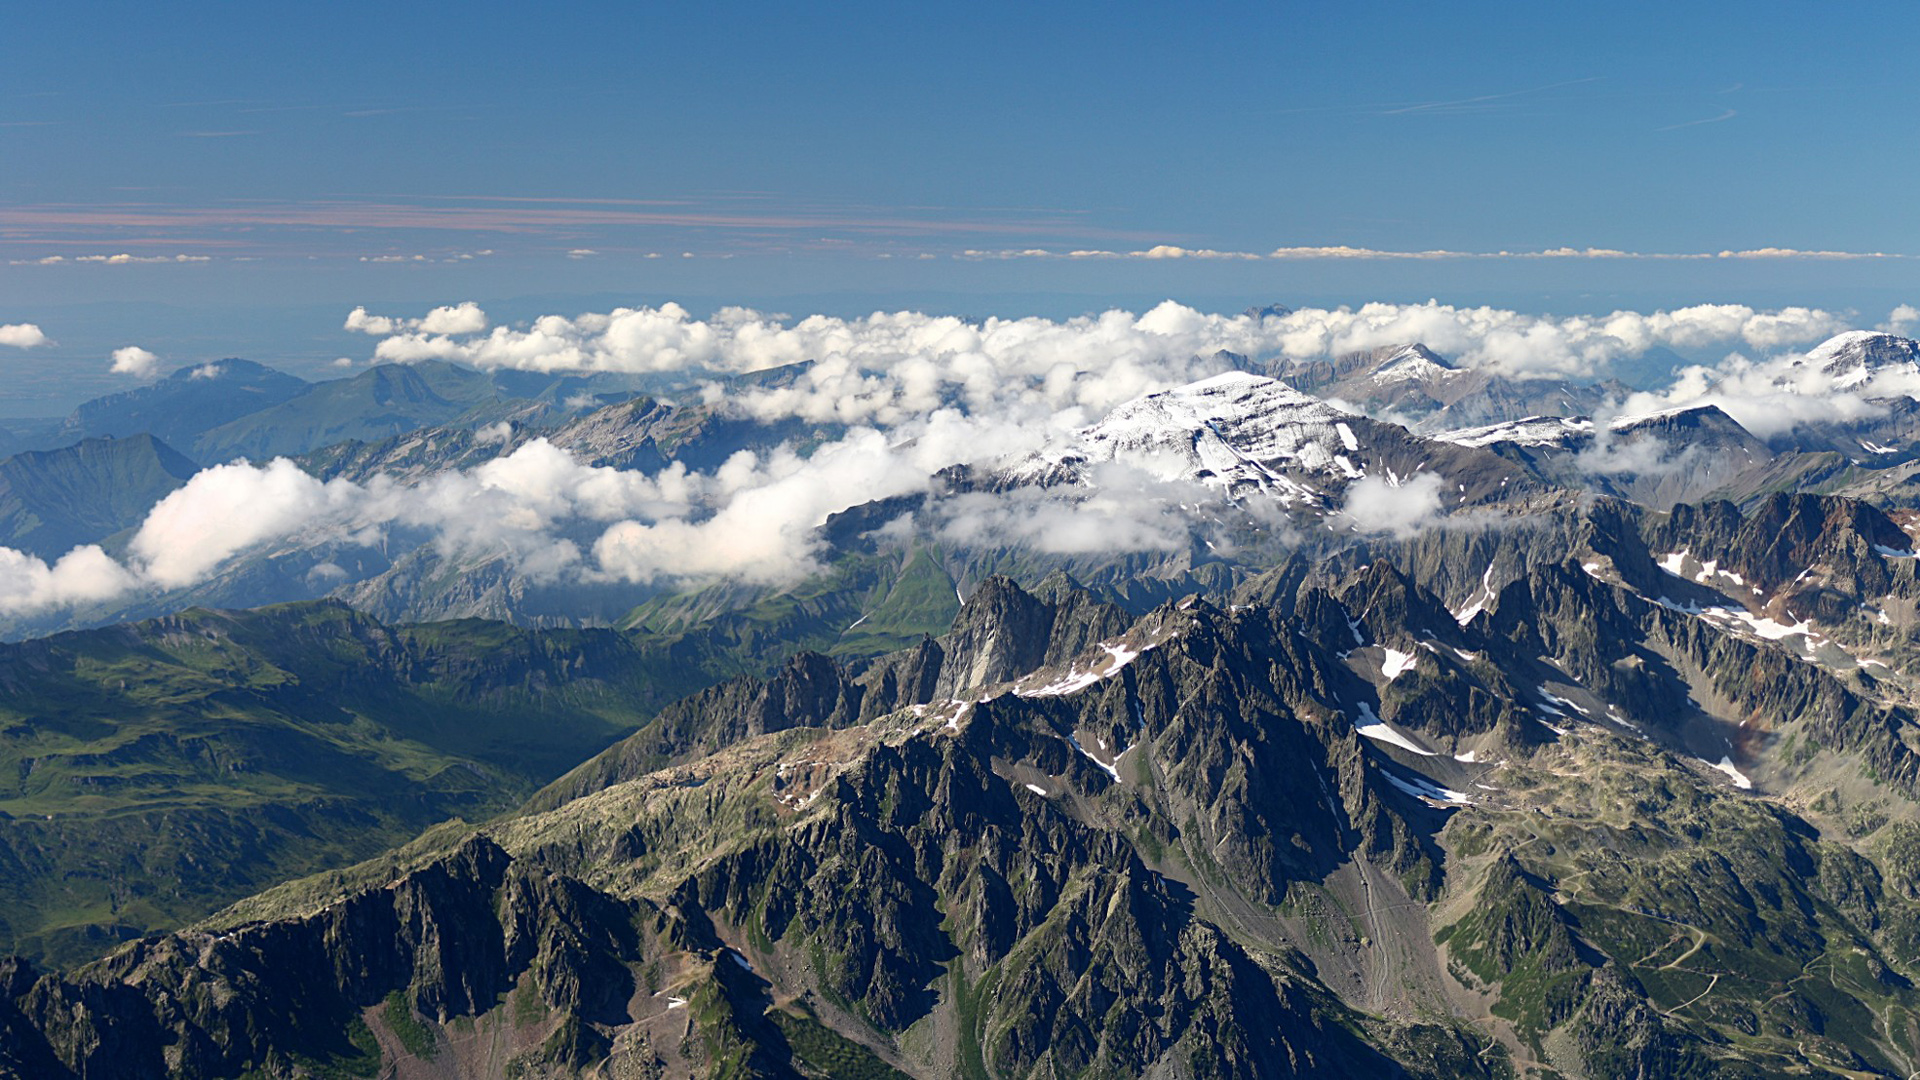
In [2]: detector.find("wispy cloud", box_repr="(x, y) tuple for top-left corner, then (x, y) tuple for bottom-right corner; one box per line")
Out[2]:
(356, 249), (494, 264)
(0, 197), (1119, 241)
(959, 245), (1262, 261)
(962, 245), (1905, 262)
(8, 253), (214, 265)
(1657, 107), (1738, 132)
(1378, 76), (1603, 117)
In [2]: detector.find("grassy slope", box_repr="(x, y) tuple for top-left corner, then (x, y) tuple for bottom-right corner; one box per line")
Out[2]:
(0, 600), (720, 967)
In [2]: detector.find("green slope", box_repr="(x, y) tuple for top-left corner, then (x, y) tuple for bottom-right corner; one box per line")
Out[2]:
(190, 361), (506, 463)
(0, 433), (198, 559)
(0, 600), (723, 967)
(617, 545), (961, 668)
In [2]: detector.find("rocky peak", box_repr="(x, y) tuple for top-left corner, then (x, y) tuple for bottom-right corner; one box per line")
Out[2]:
(934, 576), (1058, 698)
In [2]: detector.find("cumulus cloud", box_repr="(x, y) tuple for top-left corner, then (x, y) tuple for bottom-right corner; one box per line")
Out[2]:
(0, 433), (937, 616)
(17, 295), (1913, 621)
(1612, 339), (1916, 438)
(0, 323), (49, 349)
(1337, 474), (1446, 537)
(346, 301), (487, 336)
(0, 546), (141, 616)
(417, 301), (488, 335)
(109, 346), (160, 378)
(1884, 304), (1920, 335)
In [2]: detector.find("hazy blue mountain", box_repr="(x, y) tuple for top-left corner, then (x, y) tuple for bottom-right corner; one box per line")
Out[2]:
(0, 419), (63, 461)
(0, 433), (198, 559)
(189, 360), (509, 463)
(56, 359), (309, 452)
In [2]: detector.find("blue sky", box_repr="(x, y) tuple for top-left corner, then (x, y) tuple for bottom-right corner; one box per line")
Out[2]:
(3, 1), (1918, 407)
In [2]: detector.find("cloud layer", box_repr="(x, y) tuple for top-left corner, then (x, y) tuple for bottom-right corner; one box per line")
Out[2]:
(6, 297), (1919, 622)
(346, 298), (1858, 401)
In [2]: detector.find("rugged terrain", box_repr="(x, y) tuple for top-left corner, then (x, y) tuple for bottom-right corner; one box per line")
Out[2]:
(7, 332), (1920, 1076)
(8, 487), (1920, 1076)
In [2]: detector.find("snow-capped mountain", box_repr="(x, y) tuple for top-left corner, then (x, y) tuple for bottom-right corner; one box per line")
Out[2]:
(1431, 414), (1595, 450)
(1801, 330), (1920, 389)
(1364, 343), (1465, 388)
(1435, 404), (1779, 508)
(1007, 372), (1359, 504)
(1266, 341), (1625, 430)
(1004, 370), (1531, 509)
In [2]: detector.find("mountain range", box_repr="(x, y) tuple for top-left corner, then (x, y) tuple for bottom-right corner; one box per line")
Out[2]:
(6, 329), (1920, 1075)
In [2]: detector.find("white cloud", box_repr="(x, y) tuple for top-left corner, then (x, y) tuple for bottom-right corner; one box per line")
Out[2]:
(1883, 304), (1920, 335)
(10, 254), (213, 266)
(109, 346), (160, 378)
(343, 299), (1866, 398)
(12, 296), (1919, 622)
(347, 301), (488, 337)
(343, 307), (398, 335)
(1337, 474), (1445, 537)
(0, 323), (49, 349)
(0, 545), (140, 616)
(3, 439), (721, 615)
(78, 253), (212, 264)
(417, 301), (488, 335)
(929, 463), (1202, 555)
(963, 245), (1907, 262)
(1613, 340), (1913, 438)
(1572, 433), (1699, 477)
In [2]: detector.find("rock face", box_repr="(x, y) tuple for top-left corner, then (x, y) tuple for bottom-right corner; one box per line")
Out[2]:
(7, 500), (1920, 1078)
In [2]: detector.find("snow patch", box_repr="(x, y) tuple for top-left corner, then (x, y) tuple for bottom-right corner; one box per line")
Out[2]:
(1709, 757), (1753, 790)
(1452, 565), (1495, 625)
(1019, 640), (1148, 698)
(1381, 768), (1470, 805)
(1353, 700), (1437, 756)
(1067, 731), (1123, 783)
(1380, 647), (1417, 681)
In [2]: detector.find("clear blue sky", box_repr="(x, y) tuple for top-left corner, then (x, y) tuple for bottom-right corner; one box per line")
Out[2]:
(3, 0), (1918, 407)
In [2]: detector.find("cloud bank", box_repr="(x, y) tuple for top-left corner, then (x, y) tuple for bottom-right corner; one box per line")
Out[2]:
(346, 299), (1857, 408)
(8, 296), (1919, 622)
